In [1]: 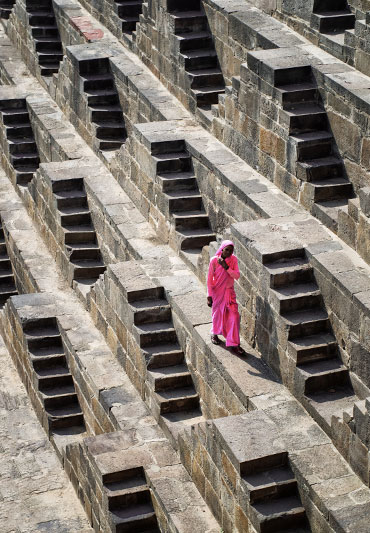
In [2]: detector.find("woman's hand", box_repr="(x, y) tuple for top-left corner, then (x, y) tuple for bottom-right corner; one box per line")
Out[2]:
(207, 297), (213, 308)
(218, 257), (229, 270)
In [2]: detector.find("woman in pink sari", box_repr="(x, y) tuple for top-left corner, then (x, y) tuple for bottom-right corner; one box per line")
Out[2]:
(207, 240), (245, 356)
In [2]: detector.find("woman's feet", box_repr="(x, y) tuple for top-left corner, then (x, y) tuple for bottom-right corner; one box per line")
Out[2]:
(232, 345), (246, 356)
(211, 334), (221, 345)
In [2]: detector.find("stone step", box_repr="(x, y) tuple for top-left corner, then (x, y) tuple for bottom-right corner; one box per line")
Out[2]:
(290, 130), (333, 160)
(127, 286), (164, 303)
(270, 282), (322, 313)
(95, 125), (127, 140)
(2, 110), (29, 125)
(116, 1), (143, 18)
(177, 228), (216, 250)
(55, 190), (87, 209)
(0, 258), (12, 271)
(60, 211), (91, 227)
(0, 286), (17, 305)
(165, 191), (202, 212)
(143, 344), (184, 369)
(154, 151), (192, 173)
(283, 104), (328, 134)
(312, 11), (355, 33)
(157, 171), (197, 193)
(187, 67), (224, 89)
(273, 65), (313, 87)
(6, 125), (34, 140)
(83, 73), (114, 91)
(0, 99), (27, 111)
(155, 386), (199, 414)
(183, 48), (218, 70)
(35, 40), (62, 52)
(240, 451), (289, 476)
(32, 355), (67, 373)
(63, 226), (96, 244)
(71, 260), (106, 281)
(130, 298), (171, 325)
(32, 26), (59, 38)
(38, 377), (75, 397)
(298, 357), (351, 394)
(110, 506), (158, 533)
(90, 104), (123, 121)
(252, 495), (307, 533)
(150, 139), (187, 155)
(264, 257), (312, 288)
(172, 210), (210, 230)
(28, 13), (56, 26)
(305, 387), (358, 430)
(10, 153), (40, 169)
(296, 156), (343, 182)
(243, 465), (298, 505)
(172, 10), (207, 33)
(24, 320), (60, 336)
(177, 31), (213, 52)
(121, 16), (139, 33)
(192, 85), (224, 107)
(43, 391), (80, 411)
(311, 198), (348, 232)
(311, 177), (354, 202)
(275, 82), (318, 106)
(134, 321), (178, 348)
(108, 486), (152, 511)
(67, 243), (101, 261)
(87, 91), (119, 106)
(148, 364), (194, 392)
(289, 332), (338, 365)
(313, 0), (349, 11)
(0, 1), (15, 19)
(282, 308), (330, 339)
(168, 0), (201, 12)
(27, 342), (65, 358)
(8, 139), (38, 156)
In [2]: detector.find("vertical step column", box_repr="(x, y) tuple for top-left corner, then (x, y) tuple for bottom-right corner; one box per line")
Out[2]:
(25, 0), (64, 77)
(0, 98), (40, 186)
(0, 0), (15, 19)
(53, 177), (106, 284)
(79, 58), (127, 152)
(23, 317), (85, 433)
(0, 218), (17, 306)
(113, 0), (145, 34)
(311, 0), (355, 34)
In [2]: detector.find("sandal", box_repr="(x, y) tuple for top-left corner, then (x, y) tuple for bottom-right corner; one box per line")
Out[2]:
(232, 346), (246, 356)
(211, 334), (221, 345)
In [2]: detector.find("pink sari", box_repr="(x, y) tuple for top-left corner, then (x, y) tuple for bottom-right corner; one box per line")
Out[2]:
(207, 240), (241, 347)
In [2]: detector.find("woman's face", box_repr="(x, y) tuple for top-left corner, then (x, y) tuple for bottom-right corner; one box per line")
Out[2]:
(222, 245), (234, 258)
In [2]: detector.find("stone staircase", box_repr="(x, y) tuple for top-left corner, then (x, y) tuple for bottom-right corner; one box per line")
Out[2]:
(113, 0), (144, 34)
(103, 466), (160, 532)
(168, 0), (225, 110)
(23, 316), (85, 433)
(128, 284), (201, 421)
(152, 140), (215, 266)
(311, 0), (355, 34)
(276, 65), (354, 231)
(264, 249), (358, 433)
(0, 218), (17, 306)
(53, 177), (106, 284)
(241, 451), (310, 532)
(25, 0), (63, 77)
(0, 98), (40, 185)
(0, 0), (15, 19)
(79, 58), (127, 151)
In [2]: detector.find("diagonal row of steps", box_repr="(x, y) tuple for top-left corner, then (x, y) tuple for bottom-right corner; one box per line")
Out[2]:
(168, 0), (225, 109)
(241, 451), (310, 532)
(0, 218), (17, 306)
(265, 249), (358, 433)
(23, 317), (85, 433)
(0, 0), (15, 19)
(276, 65), (354, 231)
(79, 58), (127, 151)
(311, 0), (355, 34)
(151, 140), (215, 266)
(127, 285), (201, 419)
(103, 467), (160, 533)
(25, 0), (63, 77)
(53, 177), (106, 284)
(113, 0), (144, 35)
(0, 98), (40, 186)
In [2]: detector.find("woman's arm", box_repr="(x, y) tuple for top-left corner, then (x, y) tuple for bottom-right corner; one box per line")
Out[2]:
(207, 257), (216, 297)
(227, 257), (240, 280)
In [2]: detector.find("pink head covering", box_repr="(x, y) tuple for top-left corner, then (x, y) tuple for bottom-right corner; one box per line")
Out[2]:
(215, 240), (235, 257)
